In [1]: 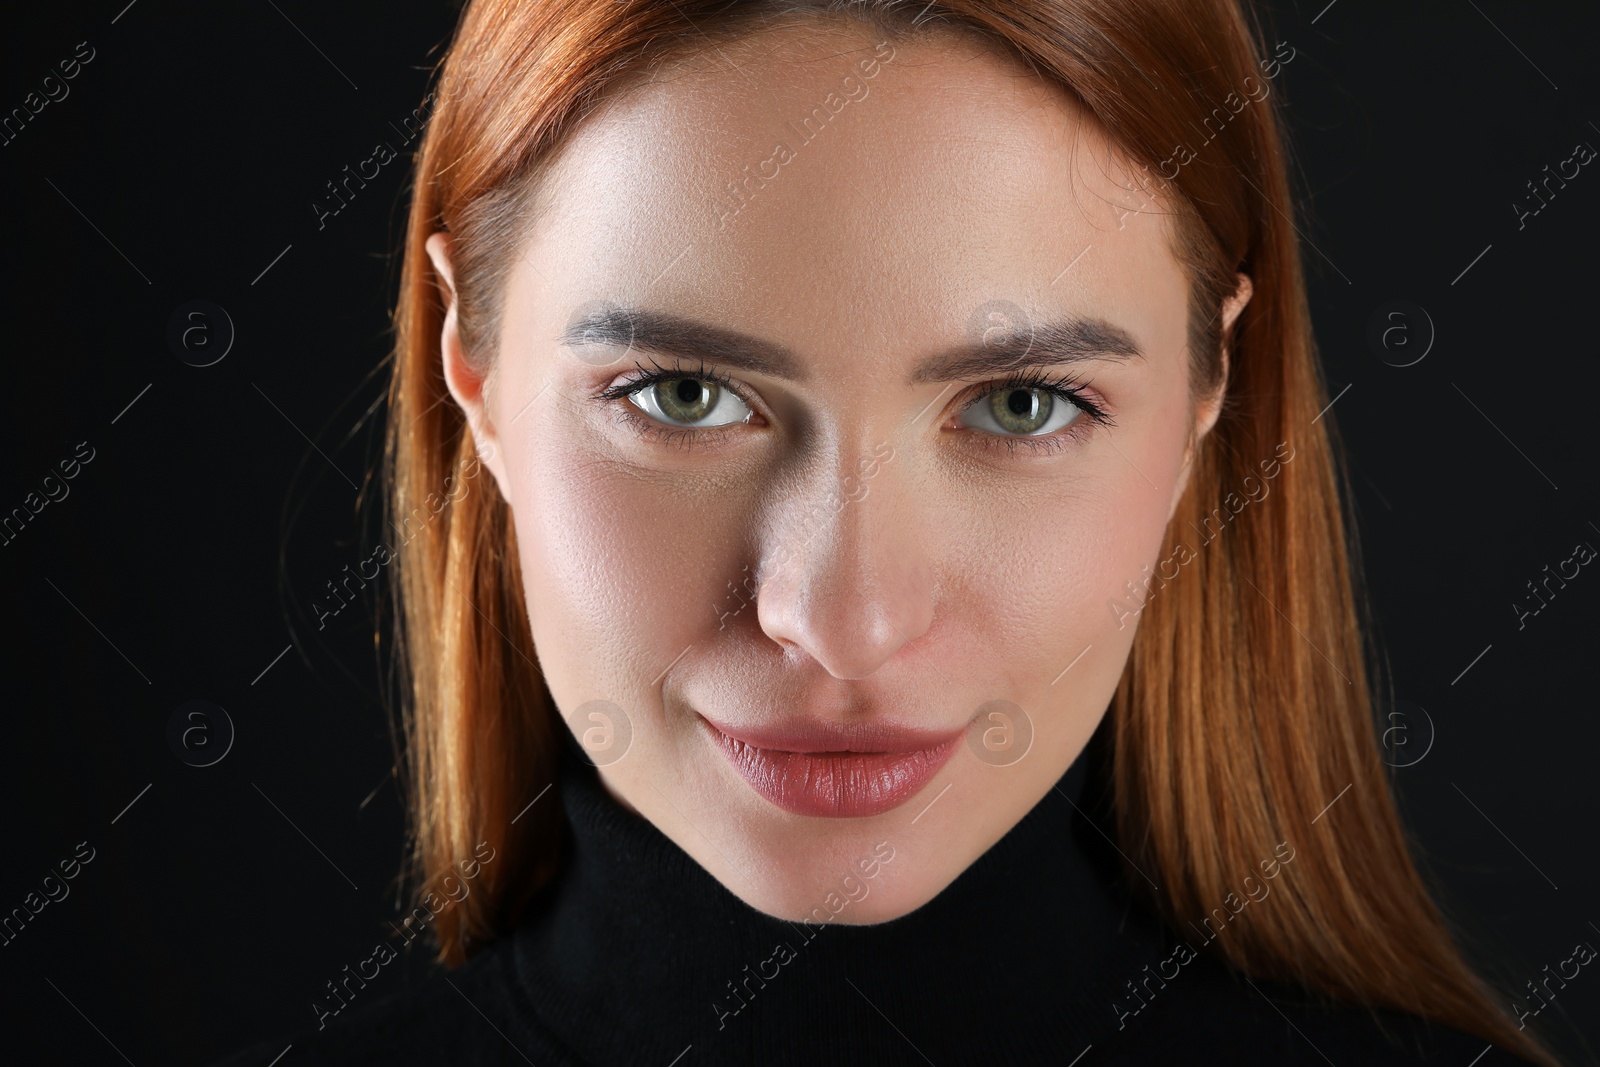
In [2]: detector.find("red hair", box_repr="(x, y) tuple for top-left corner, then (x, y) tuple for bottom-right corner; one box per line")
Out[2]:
(381, 2), (1560, 1062)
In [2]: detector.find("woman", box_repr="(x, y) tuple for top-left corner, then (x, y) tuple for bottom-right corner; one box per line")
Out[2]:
(216, 0), (1564, 1063)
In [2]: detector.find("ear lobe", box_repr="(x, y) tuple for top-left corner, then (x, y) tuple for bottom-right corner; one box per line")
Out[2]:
(1167, 271), (1253, 521)
(424, 231), (512, 502)
(1167, 448), (1197, 523)
(1193, 270), (1252, 441)
(1220, 271), (1253, 335)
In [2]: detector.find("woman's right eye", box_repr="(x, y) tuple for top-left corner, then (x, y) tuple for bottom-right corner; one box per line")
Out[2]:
(627, 376), (754, 428)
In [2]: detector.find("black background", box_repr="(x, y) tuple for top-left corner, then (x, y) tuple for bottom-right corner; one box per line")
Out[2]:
(2, 1), (1596, 1064)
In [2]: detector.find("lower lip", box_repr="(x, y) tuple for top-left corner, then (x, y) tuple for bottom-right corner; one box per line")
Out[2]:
(705, 721), (962, 818)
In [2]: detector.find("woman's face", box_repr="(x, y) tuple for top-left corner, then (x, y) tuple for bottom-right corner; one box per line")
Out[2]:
(433, 21), (1242, 923)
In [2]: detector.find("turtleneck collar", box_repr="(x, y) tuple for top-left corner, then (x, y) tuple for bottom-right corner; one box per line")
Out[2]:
(508, 722), (1172, 1065)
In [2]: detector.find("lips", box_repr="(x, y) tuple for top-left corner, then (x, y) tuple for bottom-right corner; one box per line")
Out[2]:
(701, 715), (963, 818)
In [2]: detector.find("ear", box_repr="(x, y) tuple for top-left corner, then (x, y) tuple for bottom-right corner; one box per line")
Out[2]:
(1168, 271), (1252, 519)
(425, 232), (512, 502)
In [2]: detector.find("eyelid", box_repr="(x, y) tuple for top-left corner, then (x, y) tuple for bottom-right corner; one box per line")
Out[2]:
(606, 399), (747, 451)
(946, 368), (1115, 457)
(593, 358), (1115, 456)
(592, 357), (770, 451)
(951, 367), (1113, 424)
(594, 356), (770, 418)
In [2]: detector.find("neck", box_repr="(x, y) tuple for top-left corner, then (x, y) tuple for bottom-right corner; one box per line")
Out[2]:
(508, 726), (1172, 1063)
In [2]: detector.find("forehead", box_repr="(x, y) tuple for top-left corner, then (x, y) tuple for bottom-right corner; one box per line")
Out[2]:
(515, 19), (1188, 368)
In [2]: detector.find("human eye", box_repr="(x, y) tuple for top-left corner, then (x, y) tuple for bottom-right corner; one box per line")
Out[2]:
(593, 358), (761, 448)
(954, 368), (1114, 456)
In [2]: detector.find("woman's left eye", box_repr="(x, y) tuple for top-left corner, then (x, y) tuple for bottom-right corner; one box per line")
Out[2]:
(958, 385), (1083, 437)
(627, 377), (753, 427)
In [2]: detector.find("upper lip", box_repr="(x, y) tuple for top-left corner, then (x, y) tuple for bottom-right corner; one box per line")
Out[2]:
(699, 713), (966, 754)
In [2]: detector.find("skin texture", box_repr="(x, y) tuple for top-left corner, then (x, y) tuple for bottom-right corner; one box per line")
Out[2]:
(429, 19), (1250, 924)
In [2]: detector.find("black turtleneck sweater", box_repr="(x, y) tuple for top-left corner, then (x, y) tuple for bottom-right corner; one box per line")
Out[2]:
(211, 730), (1526, 1066)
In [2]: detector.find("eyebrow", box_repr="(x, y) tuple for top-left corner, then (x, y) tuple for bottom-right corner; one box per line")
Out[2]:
(560, 306), (1144, 383)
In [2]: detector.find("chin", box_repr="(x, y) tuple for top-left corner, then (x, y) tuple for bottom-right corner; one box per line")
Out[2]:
(732, 850), (955, 927)
(712, 793), (981, 927)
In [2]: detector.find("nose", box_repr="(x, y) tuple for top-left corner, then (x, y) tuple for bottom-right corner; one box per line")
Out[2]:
(754, 451), (935, 680)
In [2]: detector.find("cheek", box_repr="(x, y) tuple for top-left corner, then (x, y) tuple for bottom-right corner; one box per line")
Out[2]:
(1092, 391), (1197, 596)
(508, 434), (751, 711)
(503, 376), (1192, 729)
(944, 492), (1141, 683)
(940, 404), (1193, 697)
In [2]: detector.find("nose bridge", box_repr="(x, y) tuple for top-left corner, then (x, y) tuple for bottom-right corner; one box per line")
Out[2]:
(754, 440), (934, 680)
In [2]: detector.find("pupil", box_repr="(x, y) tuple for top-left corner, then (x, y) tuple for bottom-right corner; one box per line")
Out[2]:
(1006, 390), (1033, 417)
(674, 379), (701, 404)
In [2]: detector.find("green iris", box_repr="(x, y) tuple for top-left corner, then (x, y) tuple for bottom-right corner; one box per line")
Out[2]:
(653, 378), (719, 424)
(988, 388), (1053, 434)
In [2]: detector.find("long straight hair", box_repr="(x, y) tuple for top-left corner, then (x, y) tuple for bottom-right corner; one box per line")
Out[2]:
(383, 1), (1559, 1061)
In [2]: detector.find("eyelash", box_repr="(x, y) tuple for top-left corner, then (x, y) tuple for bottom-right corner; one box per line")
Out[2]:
(592, 357), (1116, 456)
(594, 358), (755, 452)
(956, 365), (1116, 457)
